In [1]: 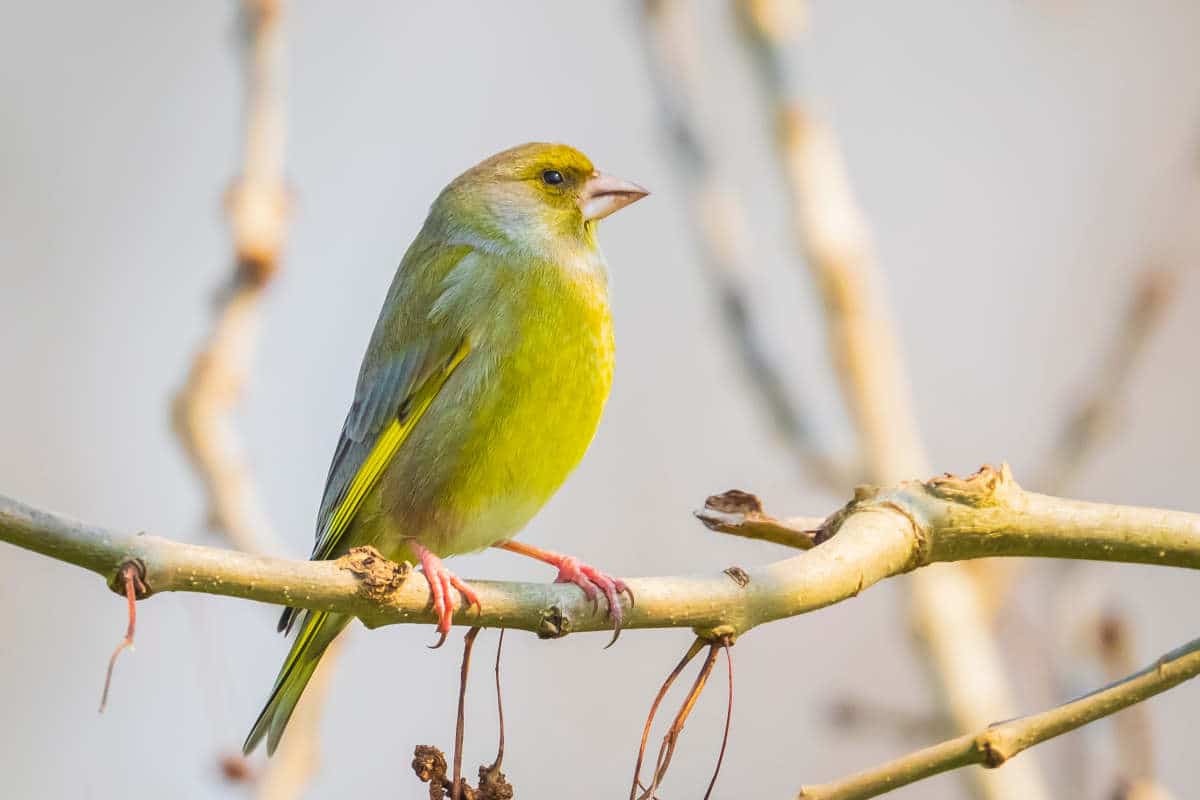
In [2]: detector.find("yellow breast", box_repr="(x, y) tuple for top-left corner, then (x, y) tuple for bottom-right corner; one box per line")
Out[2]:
(431, 256), (614, 554)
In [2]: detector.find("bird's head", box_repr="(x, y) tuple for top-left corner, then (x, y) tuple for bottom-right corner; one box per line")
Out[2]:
(434, 142), (648, 257)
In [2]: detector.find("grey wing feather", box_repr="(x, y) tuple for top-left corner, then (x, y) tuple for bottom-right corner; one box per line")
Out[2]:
(277, 345), (433, 635)
(310, 343), (430, 559)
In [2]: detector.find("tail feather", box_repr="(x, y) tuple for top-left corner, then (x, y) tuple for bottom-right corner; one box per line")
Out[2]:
(277, 605), (300, 634)
(244, 610), (350, 756)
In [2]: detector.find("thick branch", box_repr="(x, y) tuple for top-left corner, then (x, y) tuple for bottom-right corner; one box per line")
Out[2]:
(5, 466), (1199, 639)
(796, 634), (1200, 800)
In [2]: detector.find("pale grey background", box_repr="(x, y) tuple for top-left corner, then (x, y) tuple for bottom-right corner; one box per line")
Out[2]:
(2, 1), (1199, 798)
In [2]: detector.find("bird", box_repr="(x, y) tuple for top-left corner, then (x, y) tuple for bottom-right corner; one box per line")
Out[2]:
(243, 142), (648, 756)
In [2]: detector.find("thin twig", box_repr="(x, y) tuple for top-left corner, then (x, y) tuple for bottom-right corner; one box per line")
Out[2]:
(797, 632), (1200, 800)
(703, 640), (734, 800)
(490, 629), (506, 771)
(641, 642), (723, 799)
(631, 638), (705, 800)
(98, 561), (147, 712)
(453, 627), (482, 800)
(696, 490), (823, 550)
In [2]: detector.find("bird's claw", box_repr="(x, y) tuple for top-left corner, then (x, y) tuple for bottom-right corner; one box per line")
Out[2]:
(414, 543), (481, 648)
(552, 556), (630, 646)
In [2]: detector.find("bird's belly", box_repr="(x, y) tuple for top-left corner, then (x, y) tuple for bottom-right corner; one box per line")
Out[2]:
(371, 292), (614, 559)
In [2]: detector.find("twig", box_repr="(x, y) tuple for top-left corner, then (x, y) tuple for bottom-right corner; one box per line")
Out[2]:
(796, 632), (1200, 800)
(98, 561), (147, 712)
(703, 641), (734, 800)
(638, 0), (846, 493)
(453, 627), (482, 800)
(631, 638), (705, 800)
(490, 629), (506, 771)
(732, 3), (1048, 797)
(5, 465), (1200, 637)
(641, 641), (723, 799)
(696, 490), (823, 550)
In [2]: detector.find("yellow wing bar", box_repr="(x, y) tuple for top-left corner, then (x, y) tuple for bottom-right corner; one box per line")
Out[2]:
(321, 340), (470, 553)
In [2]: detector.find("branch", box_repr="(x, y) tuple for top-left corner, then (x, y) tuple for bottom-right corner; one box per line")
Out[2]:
(796, 633), (1200, 800)
(168, 3), (328, 795)
(171, 0), (290, 556)
(5, 465), (1199, 639)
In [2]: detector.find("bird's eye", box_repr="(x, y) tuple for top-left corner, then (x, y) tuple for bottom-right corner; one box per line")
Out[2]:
(541, 170), (564, 186)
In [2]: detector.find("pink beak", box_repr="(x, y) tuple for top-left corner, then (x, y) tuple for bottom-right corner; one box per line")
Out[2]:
(580, 172), (650, 221)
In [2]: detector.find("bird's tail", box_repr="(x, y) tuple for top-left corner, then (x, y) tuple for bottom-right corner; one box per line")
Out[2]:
(243, 609), (351, 756)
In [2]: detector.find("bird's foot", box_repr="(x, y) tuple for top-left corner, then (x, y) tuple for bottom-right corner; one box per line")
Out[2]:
(411, 541), (480, 648)
(495, 540), (633, 646)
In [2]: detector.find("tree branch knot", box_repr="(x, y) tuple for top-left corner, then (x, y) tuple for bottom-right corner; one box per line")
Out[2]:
(107, 558), (149, 599)
(925, 463), (1018, 508)
(337, 546), (409, 603)
(536, 605), (571, 639)
(975, 728), (1013, 769)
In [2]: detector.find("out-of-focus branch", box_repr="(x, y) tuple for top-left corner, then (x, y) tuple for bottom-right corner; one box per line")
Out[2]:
(171, 0), (290, 556)
(796, 633), (1200, 800)
(6, 465), (1200, 638)
(639, 0), (846, 493)
(733, 0), (921, 483)
(732, 2), (1048, 797)
(1038, 267), (1177, 495)
(168, 3), (326, 797)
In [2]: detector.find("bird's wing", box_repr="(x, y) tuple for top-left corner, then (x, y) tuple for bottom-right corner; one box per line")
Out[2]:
(276, 241), (477, 635)
(310, 336), (470, 564)
(313, 242), (480, 559)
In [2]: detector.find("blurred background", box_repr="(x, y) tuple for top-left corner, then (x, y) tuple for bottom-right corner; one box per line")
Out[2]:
(2, 1), (1199, 797)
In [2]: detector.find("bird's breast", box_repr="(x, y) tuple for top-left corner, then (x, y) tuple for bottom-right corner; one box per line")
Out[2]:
(417, 258), (615, 554)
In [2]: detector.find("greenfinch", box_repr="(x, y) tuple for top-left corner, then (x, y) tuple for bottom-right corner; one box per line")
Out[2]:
(244, 143), (647, 756)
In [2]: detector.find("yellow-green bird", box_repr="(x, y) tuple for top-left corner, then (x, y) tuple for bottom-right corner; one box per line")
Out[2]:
(244, 143), (647, 756)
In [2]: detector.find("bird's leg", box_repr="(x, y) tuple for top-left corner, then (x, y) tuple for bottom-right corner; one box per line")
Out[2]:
(494, 540), (633, 645)
(409, 540), (481, 648)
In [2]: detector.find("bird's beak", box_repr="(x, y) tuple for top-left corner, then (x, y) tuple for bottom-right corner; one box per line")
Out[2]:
(580, 173), (649, 221)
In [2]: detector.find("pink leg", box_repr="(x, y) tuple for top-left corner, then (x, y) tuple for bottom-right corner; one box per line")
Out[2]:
(495, 540), (633, 646)
(409, 540), (481, 648)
